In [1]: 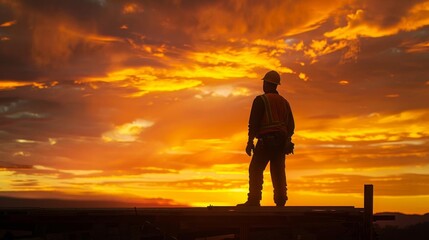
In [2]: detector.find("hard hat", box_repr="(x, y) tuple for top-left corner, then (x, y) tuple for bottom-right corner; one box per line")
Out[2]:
(262, 70), (281, 85)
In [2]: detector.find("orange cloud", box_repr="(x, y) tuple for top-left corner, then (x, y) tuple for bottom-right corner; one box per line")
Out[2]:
(0, 20), (16, 27)
(404, 41), (429, 53)
(325, 2), (429, 40)
(194, 0), (344, 39)
(0, 81), (58, 90)
(286, 37), (359, 63)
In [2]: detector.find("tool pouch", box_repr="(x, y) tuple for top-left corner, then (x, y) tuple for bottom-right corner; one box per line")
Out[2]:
(284, 140), (294, 155)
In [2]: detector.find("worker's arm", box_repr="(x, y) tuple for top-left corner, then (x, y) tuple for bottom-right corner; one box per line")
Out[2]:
(286, 102), (295, 138)
(248, 96), (264, 144)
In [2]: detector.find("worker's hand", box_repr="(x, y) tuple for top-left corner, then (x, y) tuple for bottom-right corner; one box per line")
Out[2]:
(245, 142), (254, 156)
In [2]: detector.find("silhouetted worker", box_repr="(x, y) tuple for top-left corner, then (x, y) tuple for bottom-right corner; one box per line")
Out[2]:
(238, 70), (295, 207)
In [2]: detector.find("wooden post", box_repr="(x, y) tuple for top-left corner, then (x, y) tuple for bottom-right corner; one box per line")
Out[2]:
(364, 184), (373, 240)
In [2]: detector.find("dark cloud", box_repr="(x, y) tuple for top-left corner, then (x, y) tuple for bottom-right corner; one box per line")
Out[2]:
(11, 179), (39, 187)
(0, 87), (107, 140)
(287, 26), (429, 121)
(356, 0), (424, 28)
(0, 160), (32, 169)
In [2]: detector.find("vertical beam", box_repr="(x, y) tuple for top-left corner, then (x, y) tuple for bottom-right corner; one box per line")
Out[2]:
(239, 224), (249, 240)
(364, 184), (373, 240)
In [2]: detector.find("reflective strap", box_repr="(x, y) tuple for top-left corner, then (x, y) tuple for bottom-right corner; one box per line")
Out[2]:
(260, 94), (286, 133)
(261, 94), (273, 124)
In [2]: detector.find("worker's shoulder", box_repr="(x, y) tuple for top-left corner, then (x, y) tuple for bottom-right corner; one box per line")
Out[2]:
(254, 94), (264, 101)
(262, 93), (289, 102)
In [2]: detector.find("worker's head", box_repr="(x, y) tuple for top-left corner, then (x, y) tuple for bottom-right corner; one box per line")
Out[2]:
(262, 70), (281, 85)
(262, 70), (280, 92)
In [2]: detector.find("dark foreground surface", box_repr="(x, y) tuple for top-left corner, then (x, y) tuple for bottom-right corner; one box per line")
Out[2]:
(0, 206), (378, 240)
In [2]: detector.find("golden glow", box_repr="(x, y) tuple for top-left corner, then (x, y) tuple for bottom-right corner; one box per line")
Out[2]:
(298, 73), (309, 81)
(122, 3), (143, 14)
(48, 138), (57, 145)
(16, 139), (36, 143)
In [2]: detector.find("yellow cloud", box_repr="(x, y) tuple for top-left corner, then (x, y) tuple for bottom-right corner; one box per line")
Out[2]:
(78, 45), (294, 96)
(102, 119), (154, 142)
(180, 47), (293, 79)
(0, 81), (33, 90)
(196, 85), (251, 98)
(298, 109), (429, 142)
(298, 73), (309, 81)
(164, 138), (231, 155)
(339, 80), (349, 85)
(303, 39), (350, 61)
(78, 67), (202, 97)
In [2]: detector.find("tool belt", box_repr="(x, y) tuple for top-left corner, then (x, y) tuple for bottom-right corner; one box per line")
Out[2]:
(259, 132), (294, 155)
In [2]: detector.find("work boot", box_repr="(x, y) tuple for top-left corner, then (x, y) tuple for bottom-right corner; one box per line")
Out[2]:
(236, 200), (260, 207)
(275, 196), (288, 207)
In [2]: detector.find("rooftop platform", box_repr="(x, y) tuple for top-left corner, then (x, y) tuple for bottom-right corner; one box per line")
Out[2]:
(1, 185), (393, 240)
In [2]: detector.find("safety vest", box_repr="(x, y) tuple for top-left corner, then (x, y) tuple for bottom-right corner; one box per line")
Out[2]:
(258, 93), (290, 137)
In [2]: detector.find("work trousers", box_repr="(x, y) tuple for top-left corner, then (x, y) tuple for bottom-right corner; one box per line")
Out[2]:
(247, 138), (287, 205)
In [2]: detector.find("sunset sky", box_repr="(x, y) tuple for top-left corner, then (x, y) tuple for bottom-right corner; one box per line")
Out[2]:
(1, 0), (429, 213)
